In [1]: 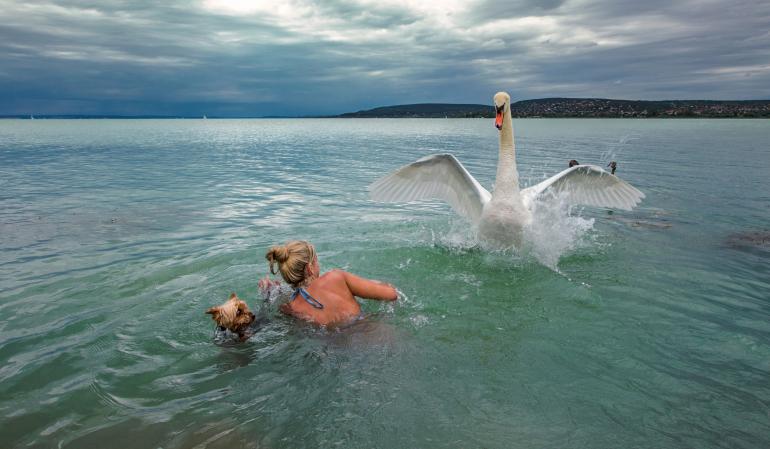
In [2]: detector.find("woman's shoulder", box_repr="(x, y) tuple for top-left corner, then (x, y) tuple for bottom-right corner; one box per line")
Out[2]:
(320, 269), (348, 282)
(316, 270), (357, 293)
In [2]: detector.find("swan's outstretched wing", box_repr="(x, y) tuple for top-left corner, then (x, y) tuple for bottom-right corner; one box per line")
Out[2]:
(521, 164), (644, 211)
(368, 154), (491, 223)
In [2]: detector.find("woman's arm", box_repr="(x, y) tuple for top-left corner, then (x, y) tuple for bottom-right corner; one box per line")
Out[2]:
(279, 302), (295, 316)
(342, 271), (398, 301)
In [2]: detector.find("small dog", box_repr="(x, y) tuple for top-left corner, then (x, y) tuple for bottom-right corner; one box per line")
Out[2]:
(206, 293), (258, 341)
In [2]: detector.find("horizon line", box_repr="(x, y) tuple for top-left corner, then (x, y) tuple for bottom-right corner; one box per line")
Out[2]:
(4, 97), (770, 119)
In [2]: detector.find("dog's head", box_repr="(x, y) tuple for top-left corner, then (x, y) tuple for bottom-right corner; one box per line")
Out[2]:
(206, 293), (256, 334)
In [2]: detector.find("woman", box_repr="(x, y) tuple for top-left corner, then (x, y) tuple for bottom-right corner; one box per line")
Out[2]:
(262, 240), (398, 327)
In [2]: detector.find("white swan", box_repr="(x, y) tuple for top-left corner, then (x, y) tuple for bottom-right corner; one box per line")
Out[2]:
(368, 91), (645, 249)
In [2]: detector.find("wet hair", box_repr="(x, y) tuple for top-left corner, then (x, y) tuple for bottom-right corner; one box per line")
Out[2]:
(569, 159), (579, 167)
(265, 240), (317, 287)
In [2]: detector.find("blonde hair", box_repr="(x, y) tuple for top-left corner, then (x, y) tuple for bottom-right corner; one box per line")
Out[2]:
(265, 240), (316, 287)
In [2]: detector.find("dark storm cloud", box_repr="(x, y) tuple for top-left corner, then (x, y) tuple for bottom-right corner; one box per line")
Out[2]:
(0, 0), (768, 116)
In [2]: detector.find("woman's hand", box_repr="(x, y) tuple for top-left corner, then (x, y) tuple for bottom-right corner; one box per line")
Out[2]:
(258, 276), (280, 290)
(258, 276), (282, 300)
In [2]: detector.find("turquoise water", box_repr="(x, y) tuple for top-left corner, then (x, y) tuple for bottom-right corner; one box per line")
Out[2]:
(1, 118), (768, 448)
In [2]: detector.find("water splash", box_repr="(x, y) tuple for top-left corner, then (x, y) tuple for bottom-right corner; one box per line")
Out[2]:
(427, 193), (595, 270)
(599, 132), (639, 167)
(523, 192), (595, 270)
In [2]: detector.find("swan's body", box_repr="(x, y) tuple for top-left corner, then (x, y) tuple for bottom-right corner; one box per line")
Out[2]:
(368, 92), (645, 249)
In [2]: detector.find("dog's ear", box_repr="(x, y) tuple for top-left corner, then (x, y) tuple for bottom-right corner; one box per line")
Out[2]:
(205, 307), (219, 316)
(229, 292), (237, 300)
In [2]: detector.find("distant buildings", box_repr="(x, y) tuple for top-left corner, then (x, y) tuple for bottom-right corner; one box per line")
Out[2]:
(509, 99), (770, 118)
(337, 99), (770, 118)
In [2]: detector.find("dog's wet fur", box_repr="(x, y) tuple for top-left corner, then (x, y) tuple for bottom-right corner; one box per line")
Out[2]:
(206, 293), (264, 341)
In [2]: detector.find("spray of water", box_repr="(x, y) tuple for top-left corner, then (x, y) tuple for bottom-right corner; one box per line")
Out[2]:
(599, 133), (638, 168)
(431, 191), (595, 270)
(523, 192), (594, 270)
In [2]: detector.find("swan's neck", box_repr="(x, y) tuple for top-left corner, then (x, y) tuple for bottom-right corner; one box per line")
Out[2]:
(493, 113), (520, 197)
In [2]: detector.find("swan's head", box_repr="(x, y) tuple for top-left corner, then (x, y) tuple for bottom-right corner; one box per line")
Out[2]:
(493, 92), (510, 130)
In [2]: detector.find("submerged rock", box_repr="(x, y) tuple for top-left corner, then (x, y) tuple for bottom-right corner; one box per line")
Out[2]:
(612, 216), (672, 230)
(726, 230), (770, 248)
(628, 219), (673, 229)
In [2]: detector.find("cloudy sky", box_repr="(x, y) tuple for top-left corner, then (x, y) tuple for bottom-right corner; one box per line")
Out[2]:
(1, 0), (769, 116)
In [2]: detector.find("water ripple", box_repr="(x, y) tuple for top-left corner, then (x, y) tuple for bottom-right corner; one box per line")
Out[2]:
(1, 119), (769, 448)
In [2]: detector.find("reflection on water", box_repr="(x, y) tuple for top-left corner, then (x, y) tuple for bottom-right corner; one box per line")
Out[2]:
(1, 119), (769, 449)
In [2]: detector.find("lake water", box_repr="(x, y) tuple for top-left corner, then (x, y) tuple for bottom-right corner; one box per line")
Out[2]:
(1, 118), (768, 448)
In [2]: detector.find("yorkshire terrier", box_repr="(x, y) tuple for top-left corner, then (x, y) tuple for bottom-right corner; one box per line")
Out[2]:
(206, 293), (259, 341)
(206, 280), (286, 341)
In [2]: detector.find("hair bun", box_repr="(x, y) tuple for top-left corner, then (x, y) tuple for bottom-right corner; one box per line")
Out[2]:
(265, 245), (289, 274)
(264, 240), (314, 286)
(273, 246), (289, 263)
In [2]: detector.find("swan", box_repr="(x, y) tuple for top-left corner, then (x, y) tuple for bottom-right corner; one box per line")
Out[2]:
(368, 91), (645, 249)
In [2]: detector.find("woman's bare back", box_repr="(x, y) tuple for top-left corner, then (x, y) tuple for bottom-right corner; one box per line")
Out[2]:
(281, 270), (396, 326)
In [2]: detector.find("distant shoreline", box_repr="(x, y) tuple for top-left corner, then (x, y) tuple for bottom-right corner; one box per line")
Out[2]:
(3, 98), (770, 119)
(335, 98), (770, 119)
(4, 116), (769, 120)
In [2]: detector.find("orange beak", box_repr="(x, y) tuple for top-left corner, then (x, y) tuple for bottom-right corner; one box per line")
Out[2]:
(495, 111), (503, 130)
